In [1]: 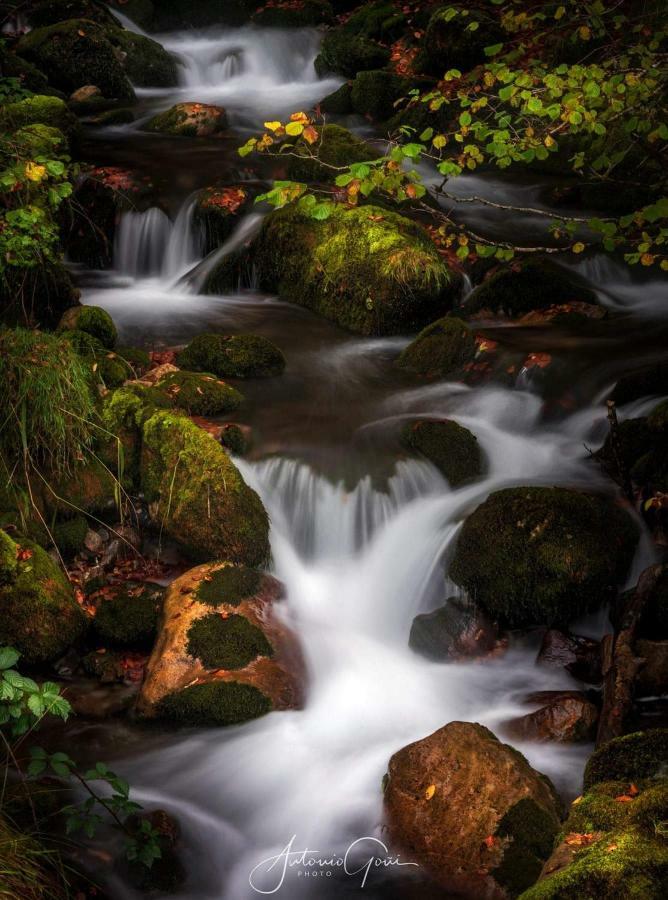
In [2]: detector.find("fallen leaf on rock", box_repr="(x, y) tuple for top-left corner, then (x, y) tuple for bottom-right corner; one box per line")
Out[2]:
(424, 784), (436, 800)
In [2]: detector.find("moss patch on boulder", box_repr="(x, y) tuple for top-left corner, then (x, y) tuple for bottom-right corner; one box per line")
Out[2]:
(157, 681), (271, 726)
(108, 29), (178, 87)
(450, 487), (638, 628)
(195, 565), (263, 607)
(93, 581), (164, 647)
(176, 334), (285, 379)
(493, 798), (561, 896)
(58, 304), (117, 348)
(402, 419), (484, 485)
(319, 82), (353, 115)
(396, 316), (475, 377)
(186, 612), (274, 669)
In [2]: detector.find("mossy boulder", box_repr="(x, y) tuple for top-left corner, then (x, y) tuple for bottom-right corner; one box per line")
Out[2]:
(106, 29), (178, 88)
(344, 1), (406, 41)
(1, 261), (80, 330)
(384, 721), (560, 898)
(140, 410), (269, 565)
(176, 334), (285, 379)
(220, 423), (252, 456)
(146, 103), (228, 137)
(0, 47), (53, 95)
(584, 730), (668, 790)
(52, 515), (89, 558)
(138, 561), (304, 725)
(93, 581), (165, 647)
(450, 487), (638, 628)
(421, 3), (504, 77)
(142, 370), (244, 416)
(252, 0), (333, 27)
(46, 457), (118, 517)
(115, 347), (151, 377)
(253, 203), (459, 336)
(57, 304), (117, 349)
(461, 258), (598, 320)
(194, 185), (252, 254)
(0, 531), (87, 664)
(319, 82), (353, 115)
(314, 29), (390, 78)
(350, 69), (410, 121)
(17, 20), (135, 101)
(402, 418), (484, 486)
(396, 316), (475, 377)
(0, 95), (78, 135)
(286, 124), (381, 183)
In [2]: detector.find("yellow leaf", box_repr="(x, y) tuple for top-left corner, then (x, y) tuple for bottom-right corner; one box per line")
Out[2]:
(432, 134), (447, 149)
(544, 135), (556, 148)
(285, 122), (304, 137)
(263, 121), (283, 132)
(25, 162), (46, 182)
(290, 111), (310, 125)
(640, 253), (655, 266)
(572, 242), (585, 254)
(555, 5), (566, 19)
(425, 784), (436, 800)
(579, 25), (592, 40)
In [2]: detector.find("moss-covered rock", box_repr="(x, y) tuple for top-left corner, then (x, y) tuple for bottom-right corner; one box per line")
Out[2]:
(57, 304), (117, 348)
(286, 124), (380, 183)
(253, 203), (459, 336)
(47, 457), (118, 517)
(450, 487), (638, 628)
(140, 411), (269, 564)
(401, 418), (484, 486)
(53, 514), (89, 557)
(107, 29), (178, 88)
(396, 316), (475, 377)
(0, 95), (78, 135)
(93, 581), (165, 647)
(1, 261), (80, 330)
(319, 82), (353, 115)
(344, 1), (406, 41)
(314, 29), (390, 78)
(17, 20), (135, 101)
(0, 531), (87, 664)
(421, 3), (504, 77)
(144, 370), (244, 416)
(115, 346), (151, 377)
(461, 258), (598, 320)
(584, 730), (668, 790)
(109, 0), (155, 29)
(139, 561), (304, 725)
(220, 423), (252, 456)
(350, 69), (410, 120)
(252, 0), (333, 27)
(146, 103), (228, 137)
(176, 334), (285, 379)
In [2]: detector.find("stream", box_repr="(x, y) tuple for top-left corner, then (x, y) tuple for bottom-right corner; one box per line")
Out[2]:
(65, 18), (666, 900)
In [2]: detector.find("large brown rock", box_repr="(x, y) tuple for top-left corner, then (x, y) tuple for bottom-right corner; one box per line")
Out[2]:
(504, 691), (599, 743)
(384, 722), (561, 898)
(138, 562), (305, 726)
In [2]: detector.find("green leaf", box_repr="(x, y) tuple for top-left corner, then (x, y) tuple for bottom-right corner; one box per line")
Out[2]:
(0, 648), (19, 670)
(484, 43), (504, 57)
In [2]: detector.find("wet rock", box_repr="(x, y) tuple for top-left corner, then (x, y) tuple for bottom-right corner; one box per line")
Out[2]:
(138, 562), (305, 726)
(450, 487), (638, 628)
(65, 679), (138, 717)
(409, 596), (500, 661)
(319, 82), (353, 115)
(537, 629), (602, 683)
(253, 204), (459, 336)
(635, 640), (668, 695)
(70, 84), (101, 103)
(52, 515), (89, 558)
(505, 691), (599, 743)
(146, 102), (228, 137)
(384, 721), (561, 898)
(401, 419), (485, 486)
(396, 316), (476, 378)
(109, 29), (178, 88)
(176, 333), (285, 379)
(610, 361), (668, 406)
(194, 185), (253, 254)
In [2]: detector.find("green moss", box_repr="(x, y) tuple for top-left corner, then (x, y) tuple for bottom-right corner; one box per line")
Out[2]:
(493, 798), (560, 896)
(195, 565), (263, 607)
(402, 418), (484, 486)
(0, 95), (78, 135)
(53, 514), (88, 557)
(287, 124), (380, 183)
(93, 582), (164, 647)
(584, 731), (668, 790)
(14, 124), (68, 158)
(17, 20), (135, 101)
(314, 30), (390, 78)
(91, 107), (135, 126)
(147, 371), (244, 416)
(140, 410), (269, 565)
(187, 612), (273, 669)
(48, 457), (118, 516)
(350, 69), (410, 121)
(158, 680), (271, 726)
(319, 82), (353, 115)
(0, 46), (52, 95)
(0, 530), (18, 586)
(629, 782), (668, 831)
(0, 535), (87, 663)
(396, 316), (475, 377)
(176, 334), (285, 379)
(564, 783), (636, 836)
(254, 203), (458, 336)
(57, 305), (117, 349)
(450, 487), (638, 628)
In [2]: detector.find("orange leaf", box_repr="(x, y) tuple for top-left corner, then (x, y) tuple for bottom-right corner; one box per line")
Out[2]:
(302, 125), (319, 145)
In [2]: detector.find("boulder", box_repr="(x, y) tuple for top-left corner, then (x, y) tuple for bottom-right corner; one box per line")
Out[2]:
(17, 20), (135, 101)
(107, 30), (178, 88)
(57, 304), (117, 348)
(584, 729), (668, 790)
(176, 333), (285, 379)
(139, 370), (244, 416)
(421, 4), (504, 77)
(140, 410), (270, 565)
(396, 316), (475, 377)
(450, 487), (638, 628)
(401, 418), (484, 486)
(138, 561), (304, 726)
(13, 124), (69, 158)
(314, 30), (390, 78)
(253, 204), (459, 336)
(537, 629), (602, 683)
(93, 581), (165, 648)
(384, 721), (561, 898)
(52, 515), (89, 558)
(0, 95), (78, 135)
(0, 531), (87, 664)
(350, 69), (410, 121)
(286, 124), (381, 183)
(70, 85), (101, 103)
(146, 103), (228, 137)
(505, 691), (599, 743)
(409, 596), (500, 661)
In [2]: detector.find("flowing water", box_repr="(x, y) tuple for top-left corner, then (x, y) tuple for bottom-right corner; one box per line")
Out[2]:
(66, 17), (668, 900)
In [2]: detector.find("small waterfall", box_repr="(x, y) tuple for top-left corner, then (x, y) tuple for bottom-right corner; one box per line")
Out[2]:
(175, 212), (264, 294)
(113, 208), (172, 279)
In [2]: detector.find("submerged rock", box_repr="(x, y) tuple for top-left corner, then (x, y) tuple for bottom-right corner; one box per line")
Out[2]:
(401, 418), (484, 486)
(505, 691), (599, 743)
(138, 562), (304, 726)
(0, 530), (87, 664)
(396, 316), (476, 377)
(176, 333), (286, 379)
(253, 204), (459, 336)
(146, 102), (228, 137)
(450, 487), (638, 628)
(384, 721), (561, 898)
(409, 596), (500, 661)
